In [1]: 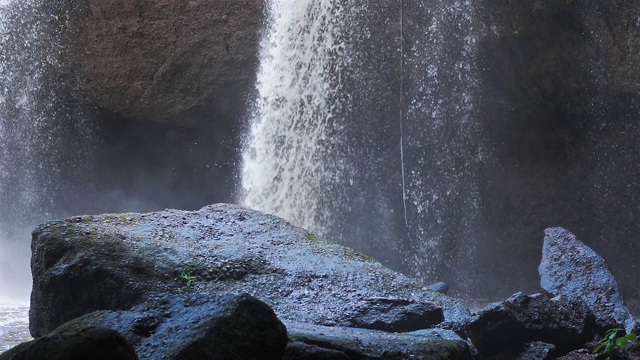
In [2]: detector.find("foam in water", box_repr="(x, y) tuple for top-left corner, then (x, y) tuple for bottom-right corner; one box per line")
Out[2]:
(0, 302), (30, 352)
(241, 0), (347, 233)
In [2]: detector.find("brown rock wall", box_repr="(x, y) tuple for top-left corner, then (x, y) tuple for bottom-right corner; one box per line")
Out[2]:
(65, 0), (264, 127)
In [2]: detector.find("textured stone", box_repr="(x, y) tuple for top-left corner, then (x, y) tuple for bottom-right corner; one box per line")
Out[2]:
(539, 227), (637, 333)
(516, 342), (556, 360)
(30, 203), (470, 337)
(466, 292), (595, 357)
(283, 342), (350, 360)
(425, 282), (450, 295)
(336, 297), (443, 332)
(0, 327), (137, 360)
(556, 349), (598, 360)
(64, 0), (264, 127)
(285, 320), (472, 360)
(51, 294), (287, 360)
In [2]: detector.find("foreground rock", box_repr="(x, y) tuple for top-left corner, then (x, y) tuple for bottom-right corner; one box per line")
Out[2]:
(539, 227), (637, 333)
(465, 292), (596, 357)
(0, 327), (137, 360)
(50, 293), (287, 360)
(284, 321), (472, 360)
(30, 203), (469, 337)
(338, 298), (444, 332)
(4, 292), (469, 360)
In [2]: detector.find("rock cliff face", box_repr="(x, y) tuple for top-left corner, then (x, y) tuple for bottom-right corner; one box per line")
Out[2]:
(470, 0), (640, 300)
(63, 0), (264, 127)
(0, 0), (265, 221)
(331, 0), (640, 301)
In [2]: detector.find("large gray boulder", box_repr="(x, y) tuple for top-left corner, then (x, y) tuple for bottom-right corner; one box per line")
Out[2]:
(30, 203), (469, 337)
(539, 227), (637, 333)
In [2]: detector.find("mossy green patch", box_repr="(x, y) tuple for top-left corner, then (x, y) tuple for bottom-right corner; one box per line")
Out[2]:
(343, 247), (376, 263)
(101, 214), (137, 224)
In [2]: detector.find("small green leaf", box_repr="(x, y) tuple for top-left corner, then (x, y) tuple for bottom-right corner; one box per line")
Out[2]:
(616, 337), (628, 347)
(592, 328), (635, 357)
(608, 331), (620, 340)
(593, 343), (604, 354)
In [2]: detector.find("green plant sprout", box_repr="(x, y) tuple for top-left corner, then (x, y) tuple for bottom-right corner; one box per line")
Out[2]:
(181, 271), (196, 289)
(593, 327), (637, 359)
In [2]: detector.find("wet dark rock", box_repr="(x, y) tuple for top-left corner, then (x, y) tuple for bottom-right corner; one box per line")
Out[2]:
(621, 342), (640, 360)
(556, 349), (598, 360)
(0, 327), (137, 360)
(30, 203), (470, 337)
(285, 320), (472, 360)
(539, 227), (637, 333)
(490, 341), (557, 360)
(283, 342), (351, 360)
(50, 293), (287, 360)
(516, 342), (556, 360)
(425, 282), (450, 295)
(471, 0), (640, 304)
(335, 297), (444, 332)
(465, 292), (596, 357)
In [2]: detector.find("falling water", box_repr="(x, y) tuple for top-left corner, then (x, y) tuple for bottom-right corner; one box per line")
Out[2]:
(1, 0), (93, 349)
(400, 0), (482, 291)
(241, 0), (348, 234)
(242, 0), (483, 295)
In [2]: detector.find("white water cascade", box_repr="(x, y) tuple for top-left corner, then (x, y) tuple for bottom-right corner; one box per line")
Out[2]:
(242, 0), (483, 293)
(0, 0), (93, 301)
(241, 0), (348, 234)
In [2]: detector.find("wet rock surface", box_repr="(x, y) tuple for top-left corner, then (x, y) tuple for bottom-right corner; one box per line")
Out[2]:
(539, 227), (637, 333)
(556, 349), (598, 360)
(491, 341), (557, 360)
(51, 293), (287, 360)
(473, 0), (640, 303)
(0, 327), (138, 360)
(516, 342), (557, 360)
(335, 297), (444, 332)
(465, 292), (596, 357)
(283, 342), (351, 360)
(24, 204), (640, 359)
(30, 203), (469, 337)
(284, 320), (472, 360)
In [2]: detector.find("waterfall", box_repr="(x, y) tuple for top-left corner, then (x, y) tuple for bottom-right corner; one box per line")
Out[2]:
(0, 0), (93, 301)
(242, 0), (483, 294)
(401, 0), (482, 290)
(241, 0), (348, 233)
